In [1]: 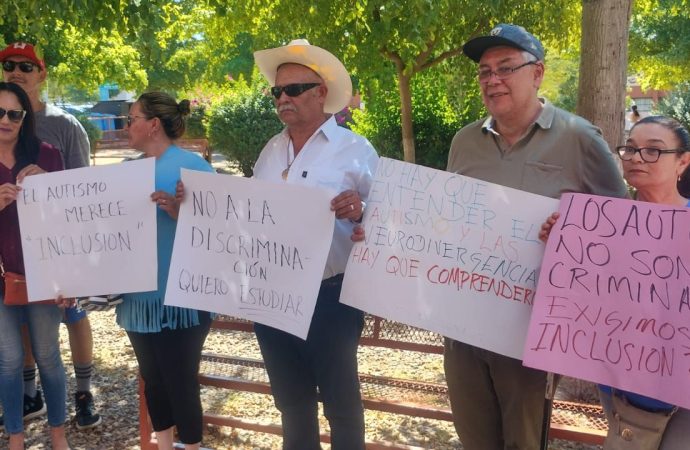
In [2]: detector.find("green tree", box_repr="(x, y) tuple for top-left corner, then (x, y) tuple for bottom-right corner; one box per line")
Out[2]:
(207, 75), (283, 177)
(225, 0), (580, 164)
(351, 67), (476, 170)
(628, 0), (690, 90)
(657, 82), (690, 130)
(577, 0), (633, 151)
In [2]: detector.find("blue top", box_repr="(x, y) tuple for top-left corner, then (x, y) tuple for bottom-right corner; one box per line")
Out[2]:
(598, 385), (674, 412)
(116, 145), (214, 332)
(598, 199), (690, 412)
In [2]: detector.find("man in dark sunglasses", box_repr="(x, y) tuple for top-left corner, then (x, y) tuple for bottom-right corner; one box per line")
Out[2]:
(248, 39), (378, 450)
(0, 41), (102, 431)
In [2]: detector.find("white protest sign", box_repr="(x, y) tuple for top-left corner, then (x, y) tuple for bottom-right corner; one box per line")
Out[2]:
(340, 157), (559, 358)
(18, 158), (157, 301)
(165, 169), (335, 339)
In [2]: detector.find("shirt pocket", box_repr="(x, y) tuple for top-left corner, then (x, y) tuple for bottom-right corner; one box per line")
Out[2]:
(521, 160), (563, 196)
(302, 168), (345, 197)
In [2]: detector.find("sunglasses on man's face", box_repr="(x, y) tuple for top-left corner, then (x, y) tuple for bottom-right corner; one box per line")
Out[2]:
(0, 107), (27, 123)
(270, 83), (321, 99)
(2, 61), (39, 73)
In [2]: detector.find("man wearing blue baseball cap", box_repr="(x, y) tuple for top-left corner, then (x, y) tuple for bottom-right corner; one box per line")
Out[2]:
(444, 24), (628, 449)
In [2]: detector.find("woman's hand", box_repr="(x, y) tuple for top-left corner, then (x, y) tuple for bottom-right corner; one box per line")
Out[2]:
(175, 180), (185, 204)
(151, 190), (180, 219)
(539, 212), (560, 243)
(0, 182), (20, 211)
(15, 164), (46, 184)
(55, 295), (76, 309)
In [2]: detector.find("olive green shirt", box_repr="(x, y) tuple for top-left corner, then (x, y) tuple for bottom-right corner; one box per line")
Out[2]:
(446, 99), (628, 200)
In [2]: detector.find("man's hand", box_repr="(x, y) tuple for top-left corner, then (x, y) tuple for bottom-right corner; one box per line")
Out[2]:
(331, 190), (364, 221)
(351, 224), (366, 242)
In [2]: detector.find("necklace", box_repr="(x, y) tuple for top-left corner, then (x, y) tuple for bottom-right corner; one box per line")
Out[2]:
(282, 139), (294, 180)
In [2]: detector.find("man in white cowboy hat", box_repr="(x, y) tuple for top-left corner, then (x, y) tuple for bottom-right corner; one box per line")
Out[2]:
(444, 24), (627, 450)
(252, 39), (378, 449)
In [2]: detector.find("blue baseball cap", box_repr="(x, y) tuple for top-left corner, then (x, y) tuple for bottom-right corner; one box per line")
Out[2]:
(463, 24), (545, 63)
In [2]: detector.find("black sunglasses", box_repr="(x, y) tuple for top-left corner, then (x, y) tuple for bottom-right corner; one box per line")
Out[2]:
(270, 83), (321, 99)
(0, 107), (26, 123)
(2, 61), (39, 73)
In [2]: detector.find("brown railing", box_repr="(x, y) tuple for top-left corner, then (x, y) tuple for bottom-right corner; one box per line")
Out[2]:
(138, 315), (607, 449)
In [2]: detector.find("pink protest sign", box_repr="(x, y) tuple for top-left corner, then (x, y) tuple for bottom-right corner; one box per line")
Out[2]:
(523, 193), (690, 409)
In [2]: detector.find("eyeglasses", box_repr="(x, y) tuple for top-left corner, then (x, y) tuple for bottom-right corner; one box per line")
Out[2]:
(477, 61), (537, 82)
(127, 115), (150, 126)
(616, 145), (686, 163)
(2, 61), (39, 73)
(0, 107), (26, 122)
(270, 83), (321, 99)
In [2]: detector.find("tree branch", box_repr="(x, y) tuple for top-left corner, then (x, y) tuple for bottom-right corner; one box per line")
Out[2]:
(418, 47), (464, 71)
(414, 35), (439, 69)
(382, 46), (405, 72)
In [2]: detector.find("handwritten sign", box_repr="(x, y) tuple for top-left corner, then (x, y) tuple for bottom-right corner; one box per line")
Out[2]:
(18, 158), (157, 300)
(523, 193), (690, 408)
(165, 169), (335, 339)
(340, 157), (558, 358)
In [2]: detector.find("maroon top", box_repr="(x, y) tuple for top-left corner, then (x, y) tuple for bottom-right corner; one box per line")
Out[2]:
(0, 142), (63, 289)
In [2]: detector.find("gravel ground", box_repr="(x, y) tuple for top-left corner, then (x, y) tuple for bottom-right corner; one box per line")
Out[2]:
(1, 310), (603, 449)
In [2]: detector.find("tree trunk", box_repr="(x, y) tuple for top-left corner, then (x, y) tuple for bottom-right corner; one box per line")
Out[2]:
(398, 71), (416, 163)
(576, 0), (633, 151)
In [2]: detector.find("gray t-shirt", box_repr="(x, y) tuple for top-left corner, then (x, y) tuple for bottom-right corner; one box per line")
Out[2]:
(35, 104), (90, 169)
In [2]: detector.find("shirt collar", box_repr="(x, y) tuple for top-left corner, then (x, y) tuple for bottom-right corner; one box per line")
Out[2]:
(482, 98), (555, 135)
(281, 115), (338, 144)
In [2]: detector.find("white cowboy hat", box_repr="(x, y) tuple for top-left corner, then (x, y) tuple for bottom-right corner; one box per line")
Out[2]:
(254, 39), (352, 114)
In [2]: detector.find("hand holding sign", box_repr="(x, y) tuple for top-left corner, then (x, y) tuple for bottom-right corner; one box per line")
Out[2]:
(0, 182), (20, 211)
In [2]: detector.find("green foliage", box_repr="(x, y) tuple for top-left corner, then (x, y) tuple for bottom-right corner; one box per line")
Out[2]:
(540, 53), (579, 113)
(656, 82), (690, 130)
(225, 0), (580, 163)
(185, 104), (207, 138)
(207, 77), (283, 177)
(50, 25), (148, 92)
(352, 68), (482, 170)
(75, 114), (102, 152)
(552, 72), (579, 113)
(629, 0), (690, 89)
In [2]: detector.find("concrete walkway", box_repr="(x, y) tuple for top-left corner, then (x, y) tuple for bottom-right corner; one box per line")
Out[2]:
(91, 149), (239, 174)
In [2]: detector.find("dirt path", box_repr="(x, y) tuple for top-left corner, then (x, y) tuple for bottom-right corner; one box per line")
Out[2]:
(1, 310), (602, 449)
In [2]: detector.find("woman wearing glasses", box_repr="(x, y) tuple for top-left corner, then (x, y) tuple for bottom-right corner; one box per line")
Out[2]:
(116, 92), (214, 450)
(0, 82), (70, 450)
(541, 115), (690, 450)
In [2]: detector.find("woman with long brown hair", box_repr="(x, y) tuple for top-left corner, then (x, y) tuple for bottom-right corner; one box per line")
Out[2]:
(0, 81), (70, 450)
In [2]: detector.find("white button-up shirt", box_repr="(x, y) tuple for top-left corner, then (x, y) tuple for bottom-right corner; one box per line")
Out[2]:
(253, 116), (379, 279)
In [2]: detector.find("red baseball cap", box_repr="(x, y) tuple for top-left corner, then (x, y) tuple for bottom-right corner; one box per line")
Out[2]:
(0, 42), (45, 70)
